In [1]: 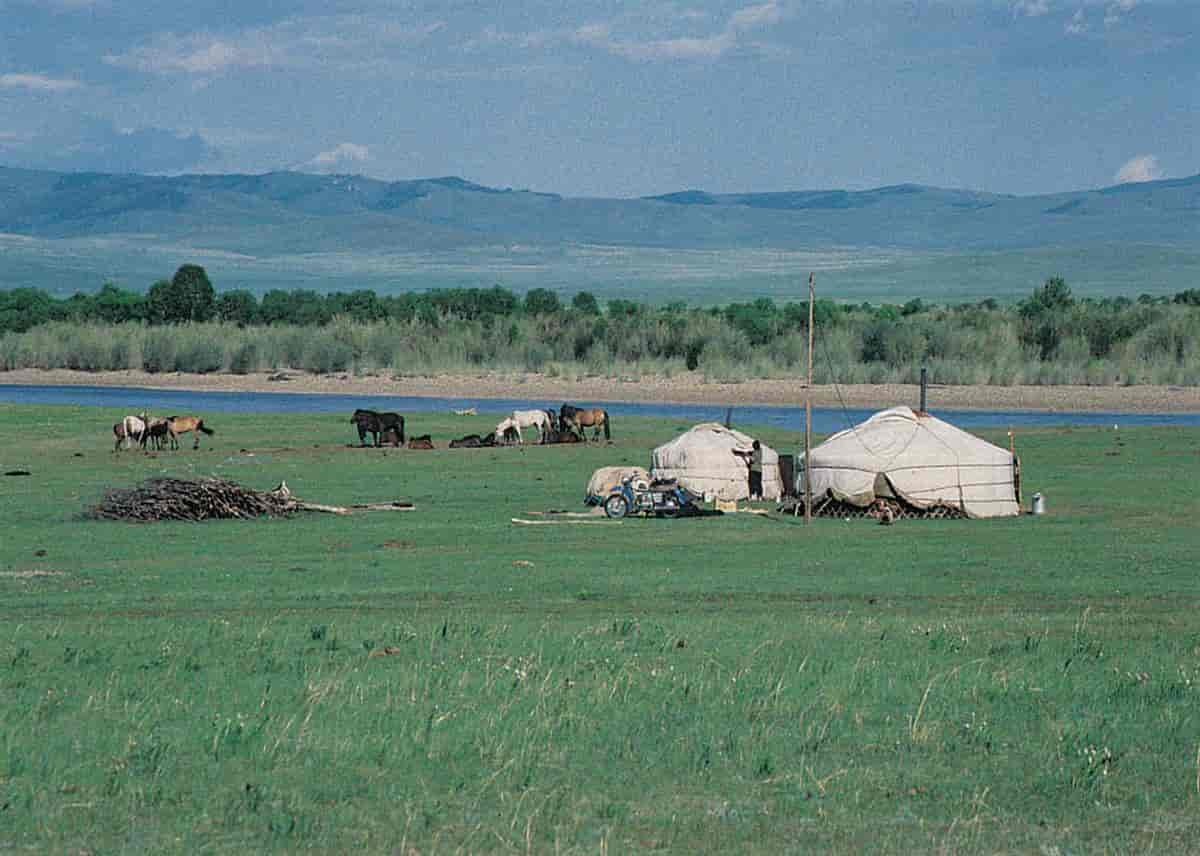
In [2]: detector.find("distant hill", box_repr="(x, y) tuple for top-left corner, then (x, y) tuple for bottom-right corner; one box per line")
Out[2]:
(0, 165), (1197, 301)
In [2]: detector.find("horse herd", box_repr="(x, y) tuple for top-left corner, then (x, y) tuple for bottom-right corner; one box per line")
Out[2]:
(112, 413), (214, 452)
(352, 404), (612, 450)
(110, 404), (609, 454)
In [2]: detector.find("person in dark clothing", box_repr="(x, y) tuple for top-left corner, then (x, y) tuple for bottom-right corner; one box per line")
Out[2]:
(748, 440), (764, 500)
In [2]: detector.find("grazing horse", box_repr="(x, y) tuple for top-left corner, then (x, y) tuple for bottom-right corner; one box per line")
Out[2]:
(496, 410), (553, 445)
(559, 404), (612, 442)
(141, 418), (173, 451)
(114, 414), (147, 451)
(351, 409), (405, 447)
(166, 416), (214, 450)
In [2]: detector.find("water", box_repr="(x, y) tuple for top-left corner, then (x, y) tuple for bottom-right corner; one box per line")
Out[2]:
(1, 384), (1197, 433)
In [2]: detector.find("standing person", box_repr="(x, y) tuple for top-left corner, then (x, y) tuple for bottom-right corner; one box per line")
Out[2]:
(749, 440), (764, 501)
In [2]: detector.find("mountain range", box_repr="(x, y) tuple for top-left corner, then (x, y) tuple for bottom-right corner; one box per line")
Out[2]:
(1, 165), (1197, 303)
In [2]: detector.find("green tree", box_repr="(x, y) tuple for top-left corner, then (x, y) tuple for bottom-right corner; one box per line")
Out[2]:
(148, 264), (216, 323)
(1020, 276), (1073, 319)
(92, 283), (147, 324)
(571, 291), (600, 315)
(216, 289), (258, 325)
(523, 288), (561, 316)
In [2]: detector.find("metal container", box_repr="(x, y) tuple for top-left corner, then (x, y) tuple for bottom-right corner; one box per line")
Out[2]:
(1031, 492), (1045, 515)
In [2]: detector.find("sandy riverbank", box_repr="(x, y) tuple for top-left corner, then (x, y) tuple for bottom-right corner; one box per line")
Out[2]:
(3, 368), (1199, 413)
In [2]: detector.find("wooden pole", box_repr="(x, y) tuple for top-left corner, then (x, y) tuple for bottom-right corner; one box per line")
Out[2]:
(805, 272), (814, 524)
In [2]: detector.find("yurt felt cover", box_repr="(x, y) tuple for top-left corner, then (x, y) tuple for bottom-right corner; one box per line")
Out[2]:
(651, 423), (781, 501)
(803, 407), (1019, 518)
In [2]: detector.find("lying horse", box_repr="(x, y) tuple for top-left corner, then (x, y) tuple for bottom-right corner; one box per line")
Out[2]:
(165, 415), (214, 450)
(449, 433), (498, 448)
(560, 404), (612, 442)
(541, 428), (582, 444)
(407, 434), (434, 450)
(351, 409), (405, 447)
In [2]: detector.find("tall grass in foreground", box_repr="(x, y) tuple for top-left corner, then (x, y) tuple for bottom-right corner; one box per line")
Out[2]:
(5, 607), (1198, 853)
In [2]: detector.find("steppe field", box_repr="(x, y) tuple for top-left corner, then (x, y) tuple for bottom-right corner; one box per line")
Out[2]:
(1, 404), (1198, 853)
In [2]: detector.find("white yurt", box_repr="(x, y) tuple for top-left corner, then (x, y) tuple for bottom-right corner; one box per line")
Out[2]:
(800, 407), (1020, 518)
(651, 423), (782, 501)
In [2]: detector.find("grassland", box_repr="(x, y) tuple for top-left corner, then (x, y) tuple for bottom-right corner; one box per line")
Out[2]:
(1, 405), (1198, 853)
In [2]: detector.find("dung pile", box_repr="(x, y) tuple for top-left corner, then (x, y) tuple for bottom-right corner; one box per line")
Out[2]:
(90, 477), (297, 522)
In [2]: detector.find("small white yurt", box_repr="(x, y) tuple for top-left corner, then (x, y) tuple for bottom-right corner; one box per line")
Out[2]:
(651, 423), (782, 501)
(800, 407), (1019, 518)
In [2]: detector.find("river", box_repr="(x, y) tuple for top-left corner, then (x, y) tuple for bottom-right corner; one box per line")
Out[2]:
(2, 384), (1197, 433)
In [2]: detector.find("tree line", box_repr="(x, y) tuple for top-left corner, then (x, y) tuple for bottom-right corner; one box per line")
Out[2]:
(2, 266), (1199, 385)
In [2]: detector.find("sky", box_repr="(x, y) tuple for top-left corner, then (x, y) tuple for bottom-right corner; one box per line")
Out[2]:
(0, 0), (1195, 197)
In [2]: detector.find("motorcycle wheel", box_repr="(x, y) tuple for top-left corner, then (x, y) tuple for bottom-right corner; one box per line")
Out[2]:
(657, 503), (679, 518)
(604, 494), (629, 519)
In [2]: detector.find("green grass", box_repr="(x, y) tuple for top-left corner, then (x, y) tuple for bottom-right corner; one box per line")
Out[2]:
(1, 405), (1198, 853)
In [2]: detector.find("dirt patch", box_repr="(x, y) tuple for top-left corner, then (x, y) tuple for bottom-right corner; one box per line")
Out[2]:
(1, 570), (66, 579)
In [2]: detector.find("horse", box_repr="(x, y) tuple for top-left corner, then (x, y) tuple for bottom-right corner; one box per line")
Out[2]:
(165, 415), (214, 450)
(559, 404), (611, 442)
(542, 428), (582, 445)
(140, 418), (173, 451)
(114, 414), (146, 451)
(351, 409), (405, 447)
(407, 434), (434, 450)
(449, 433), (498, 448)
(496, 410), (553, 445)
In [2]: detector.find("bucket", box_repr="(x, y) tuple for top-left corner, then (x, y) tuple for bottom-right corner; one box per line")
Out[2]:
(1031, 493), (1045, 515)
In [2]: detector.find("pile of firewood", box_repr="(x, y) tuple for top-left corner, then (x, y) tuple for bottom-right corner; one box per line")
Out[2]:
(90, 477), (299, 522)
(90, 477), (414, 522)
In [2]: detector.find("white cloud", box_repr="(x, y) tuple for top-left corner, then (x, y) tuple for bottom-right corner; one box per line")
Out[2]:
(105, 16), (444, 76)
(1104, 0), (1137, 27)
(572, 0), (784, 62)
(729, 2), (783, 30)
(0, 72), (81, 91)
(1012, 0), (1050, 16)
(1065, 8), (1087, 34)
(309, 142), (370, 170)
(1114, 154), (1163, 184)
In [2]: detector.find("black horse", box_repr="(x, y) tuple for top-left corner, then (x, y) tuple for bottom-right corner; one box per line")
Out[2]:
(449, 432), (499, 448)
(351, 409), (405, 447)
(541, 428), (582, 444)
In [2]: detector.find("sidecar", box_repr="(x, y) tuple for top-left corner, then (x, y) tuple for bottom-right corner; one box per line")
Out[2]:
(603, 475), (702, 519)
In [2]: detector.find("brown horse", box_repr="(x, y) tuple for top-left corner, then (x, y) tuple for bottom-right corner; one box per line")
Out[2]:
(140, 418), (173, 451)
(559, 404), (611, 442)
(166, 415), (214, 450)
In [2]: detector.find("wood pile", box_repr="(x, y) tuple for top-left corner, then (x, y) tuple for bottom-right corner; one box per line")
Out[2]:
(90, 477), (298, 522)
(90, 478), (415, 522)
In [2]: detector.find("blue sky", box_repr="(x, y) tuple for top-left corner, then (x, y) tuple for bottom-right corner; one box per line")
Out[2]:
(0, 0), (1194, 196)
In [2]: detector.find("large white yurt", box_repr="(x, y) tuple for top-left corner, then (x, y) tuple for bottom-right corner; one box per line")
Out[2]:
(651, 423), (782, 501)
(799, 407), (1020, 518)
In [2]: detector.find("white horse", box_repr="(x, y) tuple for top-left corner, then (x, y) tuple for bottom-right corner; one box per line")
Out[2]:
(114, 413), (147, 451)
(495, 410), (553, 445)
